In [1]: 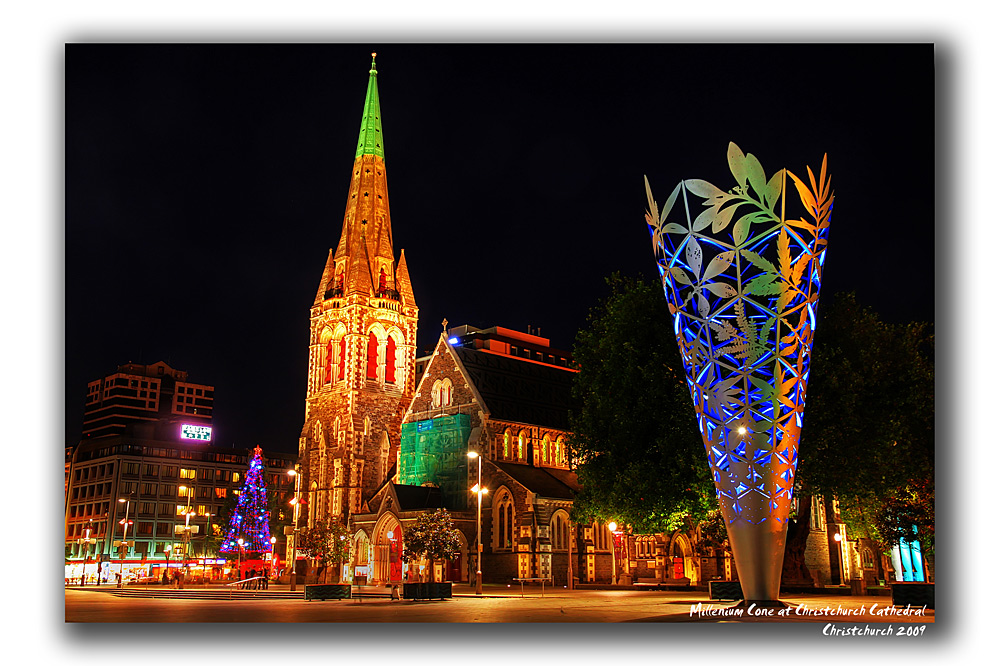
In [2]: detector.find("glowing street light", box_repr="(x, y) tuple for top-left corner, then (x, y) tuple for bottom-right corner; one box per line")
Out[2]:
(468, 451), (488, 595)
(287, 468), (302, 592)
(116, 497), (132, 588)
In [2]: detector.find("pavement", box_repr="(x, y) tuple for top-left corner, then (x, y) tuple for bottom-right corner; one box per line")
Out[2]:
(65, 583), (935, 624)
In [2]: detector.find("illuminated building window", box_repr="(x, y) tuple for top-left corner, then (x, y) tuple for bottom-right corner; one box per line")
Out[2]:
(367, 332), (378, 380)
(636, 536), (656, 558)
(180, 469), (196, 480)
(541, 435), (551, 464)
(863, 548), (875, 569)
(385, 335), (397, 384)
(592, 522), (611, 550)
(551, 511), (569, 550)
(810, 496), (826, 531)
(517, 431), (526, 461)
(325, 339), (334, 384)
(431, 379), (453, 408)
(494, 490), (515, 549)
(338, 336), (346, 380)
(503, 430), (511, 459)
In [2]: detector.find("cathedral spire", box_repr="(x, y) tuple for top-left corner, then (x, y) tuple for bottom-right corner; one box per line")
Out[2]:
(355, 52), (384, 159)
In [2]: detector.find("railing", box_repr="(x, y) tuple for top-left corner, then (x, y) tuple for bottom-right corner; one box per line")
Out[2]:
(224, 576), (269, 599)
(513, 577), (553, 597)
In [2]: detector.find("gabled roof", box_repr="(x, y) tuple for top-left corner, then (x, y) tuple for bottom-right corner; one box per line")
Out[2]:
(494, 461), (579, 500)
(451, 346), (576, 430)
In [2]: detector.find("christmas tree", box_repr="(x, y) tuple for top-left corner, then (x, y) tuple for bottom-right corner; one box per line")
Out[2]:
(219, 446), (273, 556)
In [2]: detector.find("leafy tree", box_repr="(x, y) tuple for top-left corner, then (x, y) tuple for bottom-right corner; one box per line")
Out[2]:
(798, 292), (934, 555)
(298, 518), (352, 583)
(567, 273), (715, 534)
(401, 509), (463, 582)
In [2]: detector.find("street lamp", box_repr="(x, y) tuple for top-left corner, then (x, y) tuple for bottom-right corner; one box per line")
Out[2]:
(608, 521), (623, 585)
(468, 451), (488, 595)
(287, 468), (302, 591)
(238, 538), (245, 582)
(117, 498), (132, 588)
(269, 536), (277, 580)
(76, 520), (95, 585)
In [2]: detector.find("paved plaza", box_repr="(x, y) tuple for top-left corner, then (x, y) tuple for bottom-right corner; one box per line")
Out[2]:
(65, 585), (935, 624)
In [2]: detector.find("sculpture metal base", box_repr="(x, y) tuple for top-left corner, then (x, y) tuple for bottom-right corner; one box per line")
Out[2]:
(727, 518), (789, 603)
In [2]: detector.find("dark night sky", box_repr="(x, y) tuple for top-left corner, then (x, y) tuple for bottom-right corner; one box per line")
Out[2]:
(65, 44), (934, 453)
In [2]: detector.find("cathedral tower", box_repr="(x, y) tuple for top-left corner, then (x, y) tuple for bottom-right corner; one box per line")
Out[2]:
(300, 54), (418, 528)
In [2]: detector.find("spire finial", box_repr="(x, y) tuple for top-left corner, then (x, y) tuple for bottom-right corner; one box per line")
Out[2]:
(442, 318), (449, 333)
(370, 52), (377, 74)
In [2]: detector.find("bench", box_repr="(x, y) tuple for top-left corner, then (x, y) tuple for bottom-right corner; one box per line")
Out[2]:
(710, 580), (744, 601)
(514, 577), (553, 597)
(303, 584), (352, 601)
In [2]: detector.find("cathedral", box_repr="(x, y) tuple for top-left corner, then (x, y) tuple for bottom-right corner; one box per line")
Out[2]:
(297, 54), (613, 586)
(298, 53), (419, 532)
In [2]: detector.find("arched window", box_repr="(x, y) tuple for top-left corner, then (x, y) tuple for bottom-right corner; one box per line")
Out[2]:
(385, 336), (397, 384)
(494, 490), (515, 549)
(862, 548), (875, 569)
(636, 536), (656, 558)
(335, 270), (344, 294)
(503, 430), (511, 459)
(592, 522), (610, 550)
(517, 431), (526, 461)
(541, 435), (551, 464)
(338, 336), (346, 380)
(308, 481), (318, 527)
(366, 332), (378, 380)
(324, 339), (334, 384)
(555, 437), (566, 465)
(551, 511), (569, 550)
(379, 268), (387, 293)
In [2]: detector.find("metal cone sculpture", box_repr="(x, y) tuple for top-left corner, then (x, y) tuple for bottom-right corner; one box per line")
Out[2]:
(645, 143), (832, 604)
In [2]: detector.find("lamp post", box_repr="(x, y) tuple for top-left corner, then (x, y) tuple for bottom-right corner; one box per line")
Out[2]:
(238, 538), (245, 583)
(287, 468), (301, 591)
(76, 520), (95, 585)
(468, 451), (488, 595)
(608, 521), (624, 585)
(117, 497), (132, 588)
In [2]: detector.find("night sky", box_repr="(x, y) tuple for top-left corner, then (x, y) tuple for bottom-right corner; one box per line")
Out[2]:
(65, 44), (934, 453)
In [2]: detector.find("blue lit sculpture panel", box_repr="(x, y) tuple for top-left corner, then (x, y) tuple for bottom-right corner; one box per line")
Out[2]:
(646, 143), (832, 529)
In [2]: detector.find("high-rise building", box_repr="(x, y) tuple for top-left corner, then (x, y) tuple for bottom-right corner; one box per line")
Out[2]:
(65, 362), (296, 585)
(82, 360), (213, 440)
(299, 54), (418, 528)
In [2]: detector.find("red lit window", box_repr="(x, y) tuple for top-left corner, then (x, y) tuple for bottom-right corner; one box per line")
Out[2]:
(385, 336), (396, 384)
(367, 332), (378, 380)
(338, 337), (346, 381)
(325, 339), (333, 383)
(379, 268), (387, 293)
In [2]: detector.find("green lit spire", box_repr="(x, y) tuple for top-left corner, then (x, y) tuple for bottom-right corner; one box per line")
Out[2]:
(355, 52), (384, 159)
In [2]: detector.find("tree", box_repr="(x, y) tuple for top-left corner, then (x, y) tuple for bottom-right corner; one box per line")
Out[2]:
(797, 292), (934, 555)
(401, 509), (463, 582)
(218, 446), (273, 558)
(298, 518), (352, 583)
(567, 273), (715, 534)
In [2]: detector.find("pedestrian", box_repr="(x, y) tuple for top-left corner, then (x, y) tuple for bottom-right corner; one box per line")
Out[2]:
(80, 573), (85, 586)
(162, 570), (169, 586)
(263, 567), (269, 589)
